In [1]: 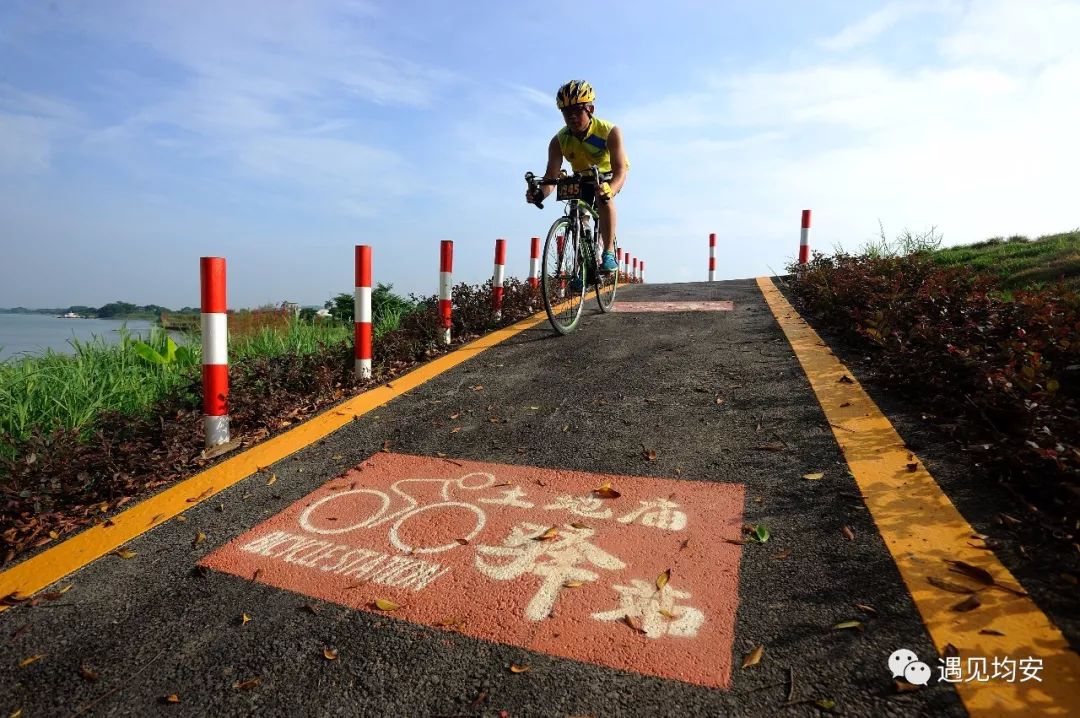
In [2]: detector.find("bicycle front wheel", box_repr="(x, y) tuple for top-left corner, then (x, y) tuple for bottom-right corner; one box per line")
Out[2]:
(541, 216), (585, 335)
(595, 234), (618, 312)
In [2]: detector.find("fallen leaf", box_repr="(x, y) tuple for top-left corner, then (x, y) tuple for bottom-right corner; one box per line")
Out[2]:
(906, 462), (918, 472)
(839, 401), (852, 407)
(570, 522), (591, 530)
(642, 448), (657, 461)
(455, 538), (469, 545)
(79, 665), (100, 682)
(753, 525), (771, 543)
(186, 486), (214, 503)
(42, 584), (74, 601)
(535, 527), (559, 541)
(593, 481), (621, 499)
(816, 698), (838, 709)
(323, 648), (338, 661)
(240, 613), (251, 626)
(509, 664), (529, 673)
(193, 531), (206, 547)
(19, 654), (43, 668)
(163, 694), (180, 704)
(233, 677), (261, 690)
(658, 608), (680, 619)
(373, 598), (400, 611)
(802, 472), (824, 480)
(927, 576), (976, 594)
(175, 515), (188, 523)
(381, 441), (392, 452)
(715, 396), (725, 405)
(435, 617), (462, 627)
(622, 615), (645, 633)
(838, 375), (854, 384)
(979, 628), (1005, 636)
(656, 569), (671, 590)
(842, 526), (855, 541)
(945, 560), (994, 586)
(9, 709), (21, 718)
(679, 539), (691, 550)
(563, 580), (584, 588)
(113, 548), (137, 559)
(470, 385), (484, 391)
(449, 412), (461, 420)
(741, 645), (764, 668)
(201, 439), (241, 460)
(951, 595), (982, 612)
(854, 603), (877, 616)
(266, 474), (277, 486)
(450, 427), (462, 434)
(832, 620), (864, 631)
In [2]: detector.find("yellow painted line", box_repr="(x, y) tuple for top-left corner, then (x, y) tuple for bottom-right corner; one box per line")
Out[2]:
(0, 309), (556, 607)
(757, 276), (1080, 716)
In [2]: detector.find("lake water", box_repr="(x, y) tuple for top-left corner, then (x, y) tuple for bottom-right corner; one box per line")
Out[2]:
(0, 314), (173, 362)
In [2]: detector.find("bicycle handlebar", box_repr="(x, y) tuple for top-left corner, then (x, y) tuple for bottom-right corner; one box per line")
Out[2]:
(525, 165), (603, 210)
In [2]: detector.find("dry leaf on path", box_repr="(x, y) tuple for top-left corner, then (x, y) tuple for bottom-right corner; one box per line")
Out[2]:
(741, 645), (764, 668)
(656, 569), (671, 590)
(240, 614), (251, 626)
(193, 532), (206, 547)
(802, 472), (824, 480)
(373, 598), (400, 611)
(79, 665), (100, 682)
(323, 648), (338, 661)
(832, 620), (864, 631)
(113, 548), (136, 559)
(535, 527), (559, 541)
(951, 595), (982, 612)
(593, 481), (621, 499)
(18, 654), (43, 668)
(854, 603), (877, 615)
(509, 664), (530, 673)
(842, 526), (855, 540)
(266, 474), (277, 486)
(233, 677), (261, 690)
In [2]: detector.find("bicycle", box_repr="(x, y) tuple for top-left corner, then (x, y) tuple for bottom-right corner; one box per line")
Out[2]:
(525, 165), (619, 334)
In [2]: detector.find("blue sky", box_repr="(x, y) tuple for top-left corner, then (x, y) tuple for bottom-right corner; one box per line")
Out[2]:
(1, 0), (1078, 309)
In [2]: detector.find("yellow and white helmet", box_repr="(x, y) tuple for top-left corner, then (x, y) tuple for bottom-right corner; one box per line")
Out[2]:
(556, 80), (595, 109)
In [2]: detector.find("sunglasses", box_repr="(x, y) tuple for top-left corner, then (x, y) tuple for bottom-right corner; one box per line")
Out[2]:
(561, 105), (588, 117)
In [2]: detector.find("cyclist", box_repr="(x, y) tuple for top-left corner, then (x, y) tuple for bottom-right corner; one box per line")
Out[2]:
(527, 80), (629, 274)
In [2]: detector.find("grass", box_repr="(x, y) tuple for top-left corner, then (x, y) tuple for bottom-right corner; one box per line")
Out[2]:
(0, 310), (396, 453)
(930, 230), (1080, 290)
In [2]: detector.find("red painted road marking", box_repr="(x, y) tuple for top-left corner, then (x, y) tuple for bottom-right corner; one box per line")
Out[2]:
(612, 301), (734, 312)
(200, 454), (745, 688)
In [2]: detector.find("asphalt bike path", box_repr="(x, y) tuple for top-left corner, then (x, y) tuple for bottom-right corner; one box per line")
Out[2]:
(1, 279), (1076, 717)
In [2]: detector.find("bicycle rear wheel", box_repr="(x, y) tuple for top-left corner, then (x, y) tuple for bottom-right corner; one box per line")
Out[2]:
(541, 217), (586, 335)
(595, 234), (618, 312)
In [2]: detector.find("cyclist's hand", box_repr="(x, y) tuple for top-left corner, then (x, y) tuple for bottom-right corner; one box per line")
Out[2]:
(598, 181), (614, 201)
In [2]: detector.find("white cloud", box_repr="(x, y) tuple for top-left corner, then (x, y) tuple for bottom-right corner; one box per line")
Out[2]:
(941, 0), (1080, 68)
(819, 1), (958, 52)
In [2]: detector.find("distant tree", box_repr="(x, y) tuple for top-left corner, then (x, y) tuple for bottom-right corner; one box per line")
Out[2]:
(97, 301), (138, 318)
(325, 292), (354, 324)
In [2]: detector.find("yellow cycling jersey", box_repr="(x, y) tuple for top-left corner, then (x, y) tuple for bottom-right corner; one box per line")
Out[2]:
(556, 116), (629, 174)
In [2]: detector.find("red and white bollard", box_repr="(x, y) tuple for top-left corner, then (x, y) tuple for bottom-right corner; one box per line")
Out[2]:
(200, 257), (229, 448)
(640, 260), (646, 284)
(616, 247), (622, 272)
(354, 245), (372, 380)
(528, 237), (540, 289)
(799, 210), (811, 264)
(492, 238), (506, 320)
(632, 257), (638, 282)
(623, 252), (630, 278)
(439, 240), (453, 345)
(709, 233), (717, 281)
